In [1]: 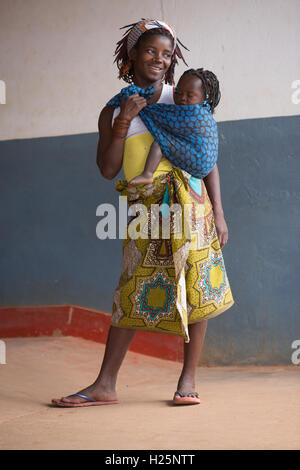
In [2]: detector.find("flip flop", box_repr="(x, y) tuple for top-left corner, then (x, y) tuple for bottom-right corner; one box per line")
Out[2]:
(173, 390), (201, 405)
(51, 393), (119, 407)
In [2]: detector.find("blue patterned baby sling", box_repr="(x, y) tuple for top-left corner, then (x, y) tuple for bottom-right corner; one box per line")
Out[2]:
(107, 85), (218, 179)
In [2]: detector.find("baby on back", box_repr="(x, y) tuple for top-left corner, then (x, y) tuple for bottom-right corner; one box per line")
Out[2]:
(128, 68), (221, 185)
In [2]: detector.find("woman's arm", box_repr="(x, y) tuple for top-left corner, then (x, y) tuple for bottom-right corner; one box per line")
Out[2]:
(96, 95), (147, 180)
(96, 105), (125, 180)
(203, 163), (224, 215)
(203, 163), (228, 248)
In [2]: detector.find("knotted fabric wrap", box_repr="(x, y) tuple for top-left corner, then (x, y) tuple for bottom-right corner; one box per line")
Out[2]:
(107, 85), (218, 179)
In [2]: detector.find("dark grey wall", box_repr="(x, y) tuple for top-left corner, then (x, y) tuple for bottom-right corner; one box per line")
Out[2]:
(1, 114), (299, 364)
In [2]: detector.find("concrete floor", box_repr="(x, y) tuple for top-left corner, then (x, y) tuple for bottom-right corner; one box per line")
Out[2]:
(0, 336), (299, 450)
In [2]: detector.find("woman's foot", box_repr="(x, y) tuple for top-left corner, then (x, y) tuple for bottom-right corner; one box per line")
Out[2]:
(176, 374), (198, 397)
(52, 382), (117, 406)
(173, 390), (200, 405)
(128, 173), (154, 186)
(173, 374), (200, 404)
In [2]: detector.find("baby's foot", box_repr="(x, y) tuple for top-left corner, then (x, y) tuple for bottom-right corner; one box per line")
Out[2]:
(128, 173), (154, 186)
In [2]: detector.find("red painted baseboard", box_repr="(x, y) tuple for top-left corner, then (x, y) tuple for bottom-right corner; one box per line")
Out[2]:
(0, 305), (184, 362)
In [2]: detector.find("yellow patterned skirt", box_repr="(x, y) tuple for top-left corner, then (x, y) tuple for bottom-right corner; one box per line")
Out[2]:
(111, 167), (234, 342)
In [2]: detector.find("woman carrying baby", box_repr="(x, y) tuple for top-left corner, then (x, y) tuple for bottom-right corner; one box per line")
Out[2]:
(52, 18), (234, 408)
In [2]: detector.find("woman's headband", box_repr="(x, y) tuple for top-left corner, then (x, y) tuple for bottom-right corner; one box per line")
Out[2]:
(122, 18), (177, 54)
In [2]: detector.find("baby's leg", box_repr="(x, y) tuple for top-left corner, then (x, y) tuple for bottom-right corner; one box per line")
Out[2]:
(128, 141), (163, 186)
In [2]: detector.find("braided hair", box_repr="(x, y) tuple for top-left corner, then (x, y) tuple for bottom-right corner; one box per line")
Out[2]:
(181, 68), (221, 113)
(114, 25), (188, 86)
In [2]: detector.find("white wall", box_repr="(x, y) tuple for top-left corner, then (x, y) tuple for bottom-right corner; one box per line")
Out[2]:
(0, 0), (299, 140)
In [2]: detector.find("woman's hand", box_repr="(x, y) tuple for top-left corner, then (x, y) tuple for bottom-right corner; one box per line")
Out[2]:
(213, 210), (228, 249)
(119, 94), (147, 121)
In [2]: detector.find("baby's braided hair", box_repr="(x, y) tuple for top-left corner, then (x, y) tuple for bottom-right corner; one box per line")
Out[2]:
(114, 27), (188, 86)
(181, 68), (221, 113)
